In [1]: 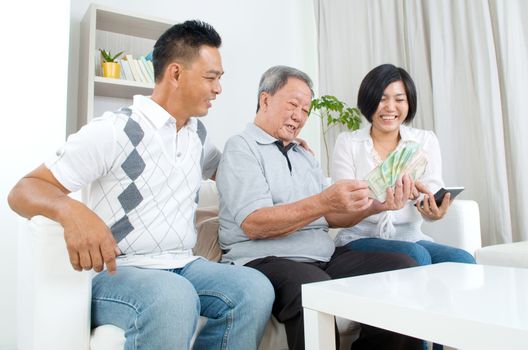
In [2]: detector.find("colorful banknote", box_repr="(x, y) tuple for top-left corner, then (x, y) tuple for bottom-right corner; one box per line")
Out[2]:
(365, 143), (427, 201)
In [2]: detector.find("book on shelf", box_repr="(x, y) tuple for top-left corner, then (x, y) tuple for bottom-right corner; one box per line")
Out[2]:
(119, 65), (125, 80)
(134, 59), (149, 83)
(146, 60), (155, 81)
(135, 61), (148, 83)
(139, 56), (155, 82)
(119, 59), (134, 81)
(137, 57), (154, 83)
(125, 54), (145, 83)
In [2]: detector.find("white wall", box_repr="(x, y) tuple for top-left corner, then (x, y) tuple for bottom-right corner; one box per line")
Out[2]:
(0, 1), (318, 349)
(0, 1), (70, 349)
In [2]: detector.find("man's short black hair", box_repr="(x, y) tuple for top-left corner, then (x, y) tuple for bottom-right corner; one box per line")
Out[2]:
(357, 64), (417, 124)
(152, 20), (221, 82)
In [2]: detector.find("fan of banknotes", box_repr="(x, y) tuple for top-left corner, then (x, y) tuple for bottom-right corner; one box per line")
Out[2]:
(365, 142), (428, 201)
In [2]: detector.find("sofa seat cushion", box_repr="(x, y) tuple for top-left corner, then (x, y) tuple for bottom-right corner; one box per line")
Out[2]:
(90, 316), (208, 350)
(90, 316), (289, 350)
(90, 325), (124, 350)
(475, 241), (528, 268)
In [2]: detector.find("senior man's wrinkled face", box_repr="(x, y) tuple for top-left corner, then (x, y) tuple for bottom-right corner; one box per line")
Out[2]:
(262, 78), (312, 145)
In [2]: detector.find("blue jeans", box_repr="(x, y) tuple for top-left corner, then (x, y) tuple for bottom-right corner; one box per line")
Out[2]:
(344, 238), (476, 266)
(91, 258), (274, 350)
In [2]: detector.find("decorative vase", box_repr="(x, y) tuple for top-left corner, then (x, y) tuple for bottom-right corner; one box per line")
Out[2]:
(102, 62), (120, 79)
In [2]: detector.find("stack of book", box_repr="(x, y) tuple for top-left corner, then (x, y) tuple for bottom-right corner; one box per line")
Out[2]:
(118, 54), (155, 83)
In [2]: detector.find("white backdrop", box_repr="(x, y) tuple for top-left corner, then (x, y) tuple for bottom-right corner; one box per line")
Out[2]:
(315, 0), (528, 246)
(0, 1), (70, 349)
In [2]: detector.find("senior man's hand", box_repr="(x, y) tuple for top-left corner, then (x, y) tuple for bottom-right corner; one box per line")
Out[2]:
(320, 179), (372, 213)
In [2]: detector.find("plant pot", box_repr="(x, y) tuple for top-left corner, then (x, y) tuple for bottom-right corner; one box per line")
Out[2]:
(102, 62), (120, 79)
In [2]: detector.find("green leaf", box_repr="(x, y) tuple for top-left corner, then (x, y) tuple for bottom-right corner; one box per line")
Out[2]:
(309, 94), (361, 132)
(99, 48), (125, 62)
(111, 50), (124, 61)
(310, 94), (362, 176)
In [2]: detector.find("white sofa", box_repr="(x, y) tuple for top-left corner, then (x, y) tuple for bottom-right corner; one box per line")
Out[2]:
(475, 241), (528, 268)
(16, 181), (482, 350)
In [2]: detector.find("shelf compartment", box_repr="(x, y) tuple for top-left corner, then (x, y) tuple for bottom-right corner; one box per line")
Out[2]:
(94, 76), (154, 99)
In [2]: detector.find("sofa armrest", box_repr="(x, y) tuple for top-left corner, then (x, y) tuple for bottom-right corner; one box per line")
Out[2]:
(17, 215), (92, 350)
(475, 241), (528, 268)
(421, 199), (482, 255)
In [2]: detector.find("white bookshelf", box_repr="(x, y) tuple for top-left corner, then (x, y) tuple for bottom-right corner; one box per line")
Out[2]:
(78, 4), (173, 126)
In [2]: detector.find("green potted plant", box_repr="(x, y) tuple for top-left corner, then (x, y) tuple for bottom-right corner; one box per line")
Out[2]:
(309, 95), (362, 174)
(99, 49), (124, 79)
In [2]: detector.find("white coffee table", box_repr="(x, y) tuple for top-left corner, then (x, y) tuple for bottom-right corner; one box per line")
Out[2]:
(302, 262), (528, 350)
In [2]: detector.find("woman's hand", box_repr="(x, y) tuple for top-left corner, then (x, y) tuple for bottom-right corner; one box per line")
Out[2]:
(371, 175), (414, 213)
(414, 181), (451, 220)
(410, 181), (420, 201)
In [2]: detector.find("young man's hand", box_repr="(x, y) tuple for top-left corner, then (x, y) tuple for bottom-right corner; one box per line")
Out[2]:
(58, 199), (119, 274)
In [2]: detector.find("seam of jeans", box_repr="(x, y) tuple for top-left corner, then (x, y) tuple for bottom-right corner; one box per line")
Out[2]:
(221, 308), (233, 350)
(93, 296), (142, 313)
(197, 290), (236, 308)
(133, 316), (139, 350)
(196, 290), (234, 350)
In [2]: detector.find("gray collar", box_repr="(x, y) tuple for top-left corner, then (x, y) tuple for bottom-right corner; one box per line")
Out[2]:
(244, 123), (299, 149)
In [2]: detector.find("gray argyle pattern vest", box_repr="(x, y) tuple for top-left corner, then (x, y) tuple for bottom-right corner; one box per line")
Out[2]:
(85, 107), (206, 256)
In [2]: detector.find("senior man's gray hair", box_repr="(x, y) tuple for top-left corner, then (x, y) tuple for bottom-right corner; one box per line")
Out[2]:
(256, 65), (314, 112)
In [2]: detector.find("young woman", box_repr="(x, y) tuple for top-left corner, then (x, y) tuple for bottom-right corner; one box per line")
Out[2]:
(331, 64), (475, 266)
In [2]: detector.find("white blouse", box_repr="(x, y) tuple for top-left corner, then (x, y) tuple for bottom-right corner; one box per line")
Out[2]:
(331, 124), (444, 245)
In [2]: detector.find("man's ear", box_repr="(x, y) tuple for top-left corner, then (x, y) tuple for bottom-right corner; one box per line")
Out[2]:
(166, 62), (183, 86)
(259, 92), (270, 112)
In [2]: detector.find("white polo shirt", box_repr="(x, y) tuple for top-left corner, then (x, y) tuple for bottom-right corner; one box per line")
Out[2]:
(332, 124), (444, 244)
(46, 95), (221, 268)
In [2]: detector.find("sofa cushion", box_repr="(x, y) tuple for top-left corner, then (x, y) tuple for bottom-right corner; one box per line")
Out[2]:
(475, 241), (528, 268)
(193, 206), (222, 262)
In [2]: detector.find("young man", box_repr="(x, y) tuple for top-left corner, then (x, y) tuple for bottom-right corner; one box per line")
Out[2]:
(8, 21), (273, 350)
(216, 65), (423, 350)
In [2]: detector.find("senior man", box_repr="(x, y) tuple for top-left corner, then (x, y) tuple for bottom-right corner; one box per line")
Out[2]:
(216, 65), (422, 350)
